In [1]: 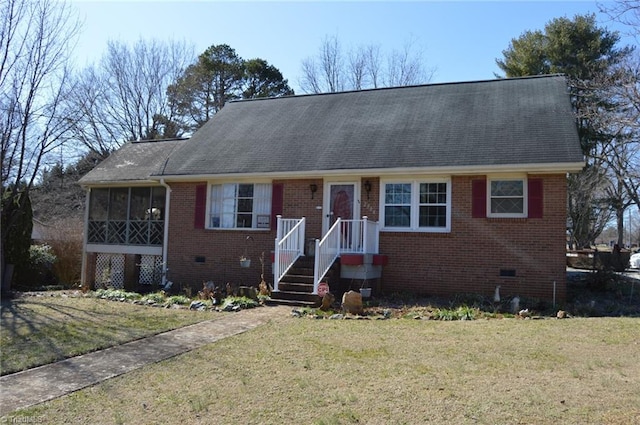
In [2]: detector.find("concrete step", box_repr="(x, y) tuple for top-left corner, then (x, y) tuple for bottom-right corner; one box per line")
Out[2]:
(269, 290), (320, 303)
(265, 297), (319, 308)
(280, 275), (314, 285)
(278, 282), (314, 293)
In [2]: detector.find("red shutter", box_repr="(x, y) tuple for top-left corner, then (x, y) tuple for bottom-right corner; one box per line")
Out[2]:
(471, 178), (487, 218)
(528, 178), (543, 218)
(271, 183), (284, 231)
(194, 184), (207, 229)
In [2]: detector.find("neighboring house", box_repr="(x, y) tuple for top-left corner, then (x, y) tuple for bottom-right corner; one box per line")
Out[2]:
(79, 75), (584, 303)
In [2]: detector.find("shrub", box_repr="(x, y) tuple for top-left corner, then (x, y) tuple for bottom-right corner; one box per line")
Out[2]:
(165, 295), (192, 306)
(16, 244), (58, 289)
(94, 288), (141, 301)
(41, 218), (83, 287)
(141, 292), (167, 305)
(2, 186), (34, 288)
(29, 244), (57, 266)
(431, 306), (479, 321)
(221, 296), (259, 310)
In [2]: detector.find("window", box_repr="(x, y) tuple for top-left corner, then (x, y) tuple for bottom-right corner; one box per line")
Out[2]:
(419, 182), (448, 227)
(384, 183), (411, 227)
(488, 178), (526, 217)
(382, 180), (450, 232)
(209, 183), (271, 229)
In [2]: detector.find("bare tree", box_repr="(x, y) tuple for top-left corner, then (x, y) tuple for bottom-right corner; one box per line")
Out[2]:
(568, 165), (613, 248)
(299, 35), (434, 94)
(594, 53), (640, 244)
(1, 0), (81, 290)
(599, 0), (640, 39)
(300, 35), (345, 93)
(567, 49), (639, 248)
(347, 46), (367, 91)
(67, 38), (194, 155)
(364, 44), (383, 89)
(385, 36), (434, 87)
(598, 1), (640, 241)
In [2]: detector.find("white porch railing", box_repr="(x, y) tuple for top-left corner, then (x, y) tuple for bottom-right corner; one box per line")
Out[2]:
(274, 216), (380, 295)
(337, 216), (379, 254)
(273, 216), (305, 292)
(313, 218), (342, 294)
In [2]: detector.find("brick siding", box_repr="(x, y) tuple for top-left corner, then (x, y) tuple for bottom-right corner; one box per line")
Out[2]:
(166, 175), (568, 301)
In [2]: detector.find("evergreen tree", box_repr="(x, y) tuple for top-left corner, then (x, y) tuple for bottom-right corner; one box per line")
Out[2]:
(168, 44), (293, 133)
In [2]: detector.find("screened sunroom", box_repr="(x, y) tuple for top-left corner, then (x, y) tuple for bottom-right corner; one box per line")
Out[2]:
(85, 186), (167, 290)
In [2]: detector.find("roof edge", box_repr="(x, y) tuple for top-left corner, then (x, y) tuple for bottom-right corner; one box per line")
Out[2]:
(149, 161), (585, 182)
(227, 74), (569, 104)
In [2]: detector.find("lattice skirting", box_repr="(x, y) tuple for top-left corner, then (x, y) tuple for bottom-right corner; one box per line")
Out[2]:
(139, 255), (163, 285)
(95, 253), (125, 289)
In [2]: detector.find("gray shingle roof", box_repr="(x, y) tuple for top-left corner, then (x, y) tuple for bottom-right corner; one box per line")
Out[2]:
(159, 75), (582, 177)
(82, 76), (583, 184)
(79, 139), (185, 185)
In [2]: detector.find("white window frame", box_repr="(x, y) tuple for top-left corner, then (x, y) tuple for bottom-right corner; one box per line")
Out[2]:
(206, 182), (272, 230)
(487, 176), (527, 218)
(380, 178), (451, 233)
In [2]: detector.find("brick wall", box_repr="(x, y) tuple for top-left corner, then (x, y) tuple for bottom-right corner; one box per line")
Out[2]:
(166, 175), (568, 301)
(379, 174), (567, 301)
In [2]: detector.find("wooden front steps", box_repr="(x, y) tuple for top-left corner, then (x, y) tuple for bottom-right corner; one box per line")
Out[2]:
(267, 256), (337, 307)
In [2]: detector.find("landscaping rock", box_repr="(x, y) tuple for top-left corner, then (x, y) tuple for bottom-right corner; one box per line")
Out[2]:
(223, 303), (241, 312)
(238, 286), (258, 300)
(190, 301), (205, 310)
(329, 314), (344, 320)
(341, 290), (363, 315)
(320, 292), (335, 311)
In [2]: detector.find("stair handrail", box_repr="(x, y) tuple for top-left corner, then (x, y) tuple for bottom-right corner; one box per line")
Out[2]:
(274, 216), (305, 292)
(313, 218), (342, 294)
(362, 216), (379, 254)
(333, 217), (380, 254)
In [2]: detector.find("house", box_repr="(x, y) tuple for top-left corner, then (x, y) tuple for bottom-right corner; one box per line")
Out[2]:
(79, 75), (584, 304)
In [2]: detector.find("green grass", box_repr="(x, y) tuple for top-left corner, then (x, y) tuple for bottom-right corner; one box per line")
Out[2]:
(0, 293), (214, 375)
(12, 314), (640, 425)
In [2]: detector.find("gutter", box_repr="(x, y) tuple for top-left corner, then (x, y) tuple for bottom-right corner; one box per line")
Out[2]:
(149, 161), (586, 182)
(159, 178), (171, 288)
(80, 188), (91, 289)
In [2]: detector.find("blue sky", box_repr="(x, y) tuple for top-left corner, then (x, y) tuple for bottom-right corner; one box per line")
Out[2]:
(70, 1), (637, 93)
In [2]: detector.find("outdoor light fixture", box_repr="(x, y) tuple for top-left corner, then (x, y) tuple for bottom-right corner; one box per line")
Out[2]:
(364, 180), (372, 199)
(310, 183), (318, 199)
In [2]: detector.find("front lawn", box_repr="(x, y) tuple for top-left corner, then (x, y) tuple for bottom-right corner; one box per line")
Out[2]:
(0, 292), (215, 375)
(14, 315), (640, 425)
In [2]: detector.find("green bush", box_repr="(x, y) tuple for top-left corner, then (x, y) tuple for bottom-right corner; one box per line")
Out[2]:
(222, 296), (259, 310)
(141, 292), (167, 304)
(431, 305), (478, 321)
(29, 244), (57, 266)
(165, 295), (192, 305)
(94, 288), (141, 301)
(15, 244), (58, 289)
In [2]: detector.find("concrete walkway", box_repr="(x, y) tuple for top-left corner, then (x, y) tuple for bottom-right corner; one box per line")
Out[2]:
(0, 305), (289, 416)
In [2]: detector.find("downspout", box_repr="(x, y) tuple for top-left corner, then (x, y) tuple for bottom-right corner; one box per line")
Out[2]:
(160, 179), (171, 287)
(80, 187), (91, 289)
